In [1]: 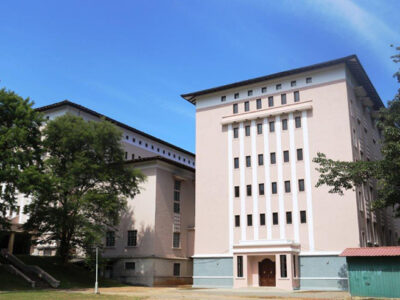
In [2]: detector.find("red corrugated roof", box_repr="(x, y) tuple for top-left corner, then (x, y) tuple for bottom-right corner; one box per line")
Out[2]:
(340, 247), (400, 257)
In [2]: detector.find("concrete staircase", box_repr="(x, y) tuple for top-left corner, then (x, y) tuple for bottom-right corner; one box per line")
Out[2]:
(0, 249), (60, 288)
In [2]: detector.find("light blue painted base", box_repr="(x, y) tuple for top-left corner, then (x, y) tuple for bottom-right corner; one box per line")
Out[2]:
(193, 257), (233, 288)
(299, 255), (348, 290)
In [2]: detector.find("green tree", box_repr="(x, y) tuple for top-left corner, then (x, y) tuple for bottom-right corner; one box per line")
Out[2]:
(24, 114), (144, 262)
(0, 89), (43, 229)
(313, 46), (400, 215)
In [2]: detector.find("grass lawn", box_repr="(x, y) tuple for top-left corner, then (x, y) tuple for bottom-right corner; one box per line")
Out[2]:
(0, 291), (142, 300)
(0, 255), (125, 291)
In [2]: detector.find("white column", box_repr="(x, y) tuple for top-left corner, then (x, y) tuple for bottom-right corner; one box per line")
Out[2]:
(239, 122), (246, 241)
(288, 113), (300, 243)
(275, 116), (286, 239)
(251, 120), (259, 240)
(302, 110), (315, 251)
(263, 118), (272, 240)
(227, 124), (234, 254)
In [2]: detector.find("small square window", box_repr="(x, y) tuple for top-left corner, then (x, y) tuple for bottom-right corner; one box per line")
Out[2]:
(248, 90), (253, 96)
(256, 99), (262, 109)
(234, 157), (239, 169)
(257, 123), (263, 134)
(284, 180), (291, 193)
(281, 94), (287, 105)
(235, 215), (240, 227)
(260, 213), (266, 225)
(125, 262), (135, 270)
(270, 152), (276, 164)
(259, 183), (264, 195)
(271, 182), (277, 194)
(221, 95), (226, 102)
(246, 156), (251, 167)
(269, 121), (275, 132)
(233, 127), (239, 138)
(273, 212), (278, 225)
(295, 116), (301, 128)
(306, 77), (312, 84)
(245, 125), (250, 136)
(282, 119), (288, 130)
(234, 186), (240, 197)
(298, 179), (305, 192)
(283, 150), (289, 162)
(276, 84), (282, 90)
(247, 214), (253, 226)
(294, 91), (300, 102)
(233, 103), (238, 114)
(261, 87), (267, 93)
(246, 185), (252, 196)
(234, 93), (239, 99)
(286, 212), (292, 224)
(297, 148), (303, 161)
(258, 154), (264, 166)
(300, 211), (307, 223)
(244, 101), (250, 112)
(268, 96), (274, 107)
(291, 80), (296, 87)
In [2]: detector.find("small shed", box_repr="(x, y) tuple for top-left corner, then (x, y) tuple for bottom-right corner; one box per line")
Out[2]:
(340, 247), (400, 298)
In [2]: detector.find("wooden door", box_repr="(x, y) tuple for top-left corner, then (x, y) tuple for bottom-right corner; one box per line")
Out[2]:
(259, 258), (276, 286)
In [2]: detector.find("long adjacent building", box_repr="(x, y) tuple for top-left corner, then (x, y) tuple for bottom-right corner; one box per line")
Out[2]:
(181, 55), (399, 290)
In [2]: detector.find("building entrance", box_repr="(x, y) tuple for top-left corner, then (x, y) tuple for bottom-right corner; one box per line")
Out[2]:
(258, 258), (275, 286)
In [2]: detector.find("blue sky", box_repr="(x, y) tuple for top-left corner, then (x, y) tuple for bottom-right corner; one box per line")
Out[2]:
(1, 0), (399, 153)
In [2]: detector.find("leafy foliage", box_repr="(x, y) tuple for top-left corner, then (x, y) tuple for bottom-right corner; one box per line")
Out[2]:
(24, 114), (144, 262)
(313, 46), (400, 215)
(0, 89), (43, 229)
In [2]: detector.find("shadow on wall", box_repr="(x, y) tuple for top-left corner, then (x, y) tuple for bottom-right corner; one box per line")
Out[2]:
(338, 263), (348, 290)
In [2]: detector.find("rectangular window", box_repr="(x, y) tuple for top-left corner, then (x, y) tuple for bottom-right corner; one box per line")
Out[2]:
(245, 125), (250, 136)
(233, 127), (239, 138)
(294, 91), (300, 102)
(297, 148), (303, 161)
(234, 186), (240, 197)
(295, 116), (301, 128)
(234, 92), (239, 99)
(127, 230), (137, 247)
(257, 123), (263, 134)
(234, 157), (239, 169)
(248, 90), (253, 96)
(272, 182), (277, 194)
(283, 150), (289, 162)
(125, 152), (128, 159)
(173, 232), (180, 248)
(258, 154), (264, 166)
(247, 214), (253, 226)
(260, 213), (266, 226)
(174, 180), (181, 214)
(174, 202), (180, 214)
(276, 83), (282, 90)
(270, 152), (276, 164)
(259, 183), (265, 195)
(106, 231), (115, 247)
(269, 121), (275, 132)
(246, 156), (251, 167)
(261, 87), (267, 93)
(221, 95), (226, 102)
(298, 179), (305, 192)
(273, 212), (278, 225)
(173, 263), (180, 276)
(280, 255), (287, 278)
(237, 256), (243, 277)
(300, 211), (307, 223)
(286, 212), (292, 224)
(281, 94), (287, 105)
(306, 77), (312, 84)
(131, 153), (135, 160)
(246, 184), (252, 196)
(235, 215), (240, 227)
(233, 103), (238, 114)
(291, 80), (296, 87)
(282, 119), (288, 130)
(244, 101), (250, 112)
(285, 180), (291, 193)
(256, 99), (262, 109)
(268, 96), (274, 107)
(125, 262), (135, 270)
